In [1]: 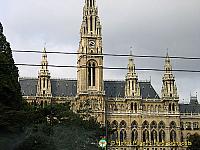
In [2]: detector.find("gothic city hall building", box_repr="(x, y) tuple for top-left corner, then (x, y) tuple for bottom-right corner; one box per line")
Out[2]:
(19, 0), (200, 150)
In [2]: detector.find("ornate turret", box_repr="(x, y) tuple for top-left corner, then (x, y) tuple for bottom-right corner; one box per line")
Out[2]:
(36, 47), (52, 97)
(161, 52), (178, 99)
(125, 51), (140, 97)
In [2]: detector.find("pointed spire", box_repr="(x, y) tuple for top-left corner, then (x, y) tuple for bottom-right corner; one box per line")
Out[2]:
(37, 47), (52, 97)
(128, 47), (135, 73)
(165, 49), (171, 64)
(164, 51), (172, 74)
(161, 51), (178, 99)
(125, 49), (140, 97)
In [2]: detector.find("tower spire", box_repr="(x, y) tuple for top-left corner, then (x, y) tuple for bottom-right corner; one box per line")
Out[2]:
(161, 52), (178, 98)
(76, 0), (104, 123)
(125, 50), (140, 97)
(37, 47), (52, 97)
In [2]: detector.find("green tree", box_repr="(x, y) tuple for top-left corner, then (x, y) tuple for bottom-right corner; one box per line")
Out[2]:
(187, 133), (200, 150)
(0, 22), (22, 110)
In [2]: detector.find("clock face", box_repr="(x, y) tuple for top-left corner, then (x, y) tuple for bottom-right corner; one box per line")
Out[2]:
(89, 40), (95, 47)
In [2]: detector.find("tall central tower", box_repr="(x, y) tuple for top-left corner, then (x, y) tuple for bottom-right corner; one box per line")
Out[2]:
(77, 0), (103, 94)
(76, 0), (105, 123)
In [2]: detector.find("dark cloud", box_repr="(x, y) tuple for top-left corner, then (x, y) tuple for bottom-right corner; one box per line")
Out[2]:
(1, 0), (200, 101)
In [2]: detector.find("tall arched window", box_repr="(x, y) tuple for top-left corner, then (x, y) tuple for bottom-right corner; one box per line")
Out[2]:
(131, 129), (138, 145)
(90, 16), (93, 31)
(111, 130), (118, 142)
(92, 62), (95, 86)
(120, 129), (126, 143)
(43, 78), (45, 88)
(143, 130), (149, 143)
(151, 130), (157, 144)
(111, 120), (118, 142)
(90, 0), (93, 7)
(172, 103), (175, 112)
(169, 103), (172, 112)
(170, 130), (176, 142)
(159, 130), (165, 142)
(134, 103), (137, 112)
(88, 62), (91, 86)
(131, 103), (133, 111)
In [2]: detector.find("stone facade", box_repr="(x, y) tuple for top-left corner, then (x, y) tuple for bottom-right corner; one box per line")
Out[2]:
(20, 0), (200, 149)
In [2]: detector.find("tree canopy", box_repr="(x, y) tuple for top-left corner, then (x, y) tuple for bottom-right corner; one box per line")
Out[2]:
(0, 22), (22, 110)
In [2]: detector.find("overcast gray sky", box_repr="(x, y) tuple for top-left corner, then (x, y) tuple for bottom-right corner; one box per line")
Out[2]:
(1, 0), (200, 103)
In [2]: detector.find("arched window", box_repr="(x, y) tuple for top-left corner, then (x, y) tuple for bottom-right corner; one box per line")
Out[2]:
(90, 16), (93, 31)
(120, 120), (127, 128)
(111, 130), (118, 142)
(120, 129), (126, 143)
(111, 120), (118, 129)
(131, 129), (138, 145)
(159, 130), (165, 142)
(170, 130), (176, 142)
(43, 78), (45, 88)
(170, 121), (176, 129)
(131, 103), (133, 111)
(172, 103), (175, 112)
(151, 130), (157, 144)
(90, 0), (93, 7)
(142, 120), (149, 129)
(169, 103), (172, 112)
(88, 61), (96, 87)
(150, 121), (157, 129)
(92, 62), (95, 86)
(143, 105), (146, 111)
(158, 105), (162, 112)
(131, 121), (138, 129)
(88, 62), (91, 86)
(158, 121), (165, 129)
(143, 130), (149, 142)
(134, 103), (137, 112)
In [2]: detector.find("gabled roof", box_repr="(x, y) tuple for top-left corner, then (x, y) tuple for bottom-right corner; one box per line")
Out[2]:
(19, 78), (160, 99)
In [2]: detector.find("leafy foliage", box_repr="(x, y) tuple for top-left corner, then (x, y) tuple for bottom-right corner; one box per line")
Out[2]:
(0, 22), (22, 110)
(187, 133), (200, 150)
(0, 103), (104, 150)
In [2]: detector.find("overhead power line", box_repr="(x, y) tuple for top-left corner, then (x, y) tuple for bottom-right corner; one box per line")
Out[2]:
(1, 63), (200, 73)
(12, 50), (200, 60)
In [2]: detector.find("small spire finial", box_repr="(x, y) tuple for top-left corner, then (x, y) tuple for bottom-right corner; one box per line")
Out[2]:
(43, 42), (47, 53)
(130, 46), (133, 55)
